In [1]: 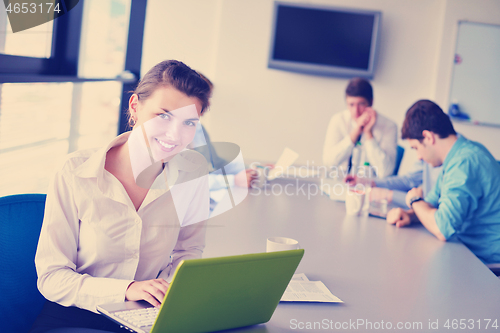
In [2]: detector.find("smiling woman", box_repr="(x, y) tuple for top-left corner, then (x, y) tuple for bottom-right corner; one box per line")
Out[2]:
(30, 60), (212, 333)
(119, 61), (208, 194)
(131, 88), (200, 162)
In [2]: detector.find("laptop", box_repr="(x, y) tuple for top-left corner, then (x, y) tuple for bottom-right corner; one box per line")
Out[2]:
(97, 249), (304, 333)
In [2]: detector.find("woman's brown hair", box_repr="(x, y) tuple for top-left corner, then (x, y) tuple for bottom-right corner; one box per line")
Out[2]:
(128, 60), (211, 127)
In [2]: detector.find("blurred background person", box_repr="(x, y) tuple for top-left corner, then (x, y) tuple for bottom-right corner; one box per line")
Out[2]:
(323, 77), (397, 178)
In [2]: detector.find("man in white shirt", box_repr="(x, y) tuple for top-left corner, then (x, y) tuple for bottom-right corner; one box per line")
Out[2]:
(322, 78), (397, 178)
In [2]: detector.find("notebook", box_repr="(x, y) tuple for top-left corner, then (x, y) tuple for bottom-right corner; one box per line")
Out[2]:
(97, 249), (304, 333)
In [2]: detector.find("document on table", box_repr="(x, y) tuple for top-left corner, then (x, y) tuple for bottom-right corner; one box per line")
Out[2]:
(281, 274), (343, 303)
(267, 147), (299, 180)
(291, 273), (309, 281)
(320, 178), (347, 202)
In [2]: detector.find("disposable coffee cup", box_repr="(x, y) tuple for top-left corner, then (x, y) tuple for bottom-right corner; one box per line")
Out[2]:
(266, 237), (300, 252)
(345, 186), (365, 216)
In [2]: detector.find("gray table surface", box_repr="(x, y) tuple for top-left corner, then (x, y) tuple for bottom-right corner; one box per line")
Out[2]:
(203, 178), (500, 332)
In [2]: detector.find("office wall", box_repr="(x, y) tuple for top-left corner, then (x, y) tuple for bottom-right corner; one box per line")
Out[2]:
(142, 0), (499, 172)
(141, 0), (221, 78)
(434, 0), (500, 159)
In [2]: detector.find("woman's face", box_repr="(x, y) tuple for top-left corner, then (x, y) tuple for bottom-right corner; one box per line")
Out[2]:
(131, 85), (202, 161)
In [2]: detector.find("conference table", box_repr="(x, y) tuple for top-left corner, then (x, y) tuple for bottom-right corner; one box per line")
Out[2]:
(203, 177), (500, 332)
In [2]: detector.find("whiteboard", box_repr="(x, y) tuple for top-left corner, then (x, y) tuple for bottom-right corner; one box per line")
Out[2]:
(449, 21), (500, 127)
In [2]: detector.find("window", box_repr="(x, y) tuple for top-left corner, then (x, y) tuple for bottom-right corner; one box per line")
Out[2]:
(76, 81), (123, 150)
(0, 15), (53, 58)
(0, 82), (72, 196)
(0, 0), (146, 196)
(79, 0), (131, 77)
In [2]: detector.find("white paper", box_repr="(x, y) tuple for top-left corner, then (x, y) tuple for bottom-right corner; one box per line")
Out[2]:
(291, 273), (310, 281)
(320, 178), (347, 202)
(267, 147), (299, 180)
(281, 280), (343, 303)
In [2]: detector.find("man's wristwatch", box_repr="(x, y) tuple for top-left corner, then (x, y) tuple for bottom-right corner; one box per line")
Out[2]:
(409, 196), (424, 207)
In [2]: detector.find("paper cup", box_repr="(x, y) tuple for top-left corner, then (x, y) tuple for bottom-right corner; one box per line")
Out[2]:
(345, 188), (365, 216)
(266, 237), (300, 252)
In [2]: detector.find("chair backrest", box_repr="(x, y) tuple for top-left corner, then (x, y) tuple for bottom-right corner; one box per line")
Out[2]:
(393, 146), (405, 175)
(0, 194), (47, 333)
(487, 263), (500, 276)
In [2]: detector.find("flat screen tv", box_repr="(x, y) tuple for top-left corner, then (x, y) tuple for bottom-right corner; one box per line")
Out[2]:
(268, 2), (381, 79)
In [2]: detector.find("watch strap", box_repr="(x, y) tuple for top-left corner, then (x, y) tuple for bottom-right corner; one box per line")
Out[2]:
(409, 196), (424, 207)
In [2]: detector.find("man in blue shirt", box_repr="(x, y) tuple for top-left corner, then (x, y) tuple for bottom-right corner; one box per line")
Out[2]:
(387, 100), (500, 264)
(346, 157), (442, 208)
(371, 160), (441, 208)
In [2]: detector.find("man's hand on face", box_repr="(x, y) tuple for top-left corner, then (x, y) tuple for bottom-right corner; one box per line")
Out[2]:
(362, 107), (377, 138)
(355, 110), (372, 130)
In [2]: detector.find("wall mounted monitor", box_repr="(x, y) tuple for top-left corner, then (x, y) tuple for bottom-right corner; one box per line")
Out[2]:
(268, 2), (381, 79)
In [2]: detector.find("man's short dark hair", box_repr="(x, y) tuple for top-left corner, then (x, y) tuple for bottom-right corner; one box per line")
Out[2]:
(345, 77), (373, 106)
(401, 100), (456, 140)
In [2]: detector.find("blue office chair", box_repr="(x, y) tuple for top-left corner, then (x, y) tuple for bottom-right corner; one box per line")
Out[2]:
(0, 194), (47, 333)
(393, 146), (405, 175)
(487, 263), (500, 277)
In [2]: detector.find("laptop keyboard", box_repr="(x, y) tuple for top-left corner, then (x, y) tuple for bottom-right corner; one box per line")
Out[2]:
(115, 307), (159, 328)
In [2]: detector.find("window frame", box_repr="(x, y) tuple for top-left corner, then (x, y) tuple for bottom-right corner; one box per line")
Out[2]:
(0, 0), (145, 86)
(0, 0), (82, 78)
(0, 0), (147, 197)
(0, 0), (146, 134)
(118, 0), (147, 134)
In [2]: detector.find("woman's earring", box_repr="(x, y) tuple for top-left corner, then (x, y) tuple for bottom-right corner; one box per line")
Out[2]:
(129, 117), (136, 127)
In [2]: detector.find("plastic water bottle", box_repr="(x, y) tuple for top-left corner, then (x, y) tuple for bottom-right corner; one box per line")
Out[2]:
(360, 162), (372, 217)
(350, 143), (362, 175)
(360, 162), (373, 180)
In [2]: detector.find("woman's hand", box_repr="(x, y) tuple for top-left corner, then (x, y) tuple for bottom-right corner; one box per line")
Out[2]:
(125, 278), (170, 308)
(235, 169), (258, 188)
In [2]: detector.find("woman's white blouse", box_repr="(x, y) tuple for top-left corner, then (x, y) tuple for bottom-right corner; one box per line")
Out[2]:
(35, 132), (209, 313)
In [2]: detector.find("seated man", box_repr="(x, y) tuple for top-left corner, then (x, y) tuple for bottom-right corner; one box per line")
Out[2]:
(191, 122), (252, 188)
(346, 160), (442, 209)
(189, 72), (256, 214)
(323, 77), (397, 178)
(191, 72), (254, 189)
(191, 121), (255, 214)
(372, 160), (442, 208)
(387, 100), (500, 264)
